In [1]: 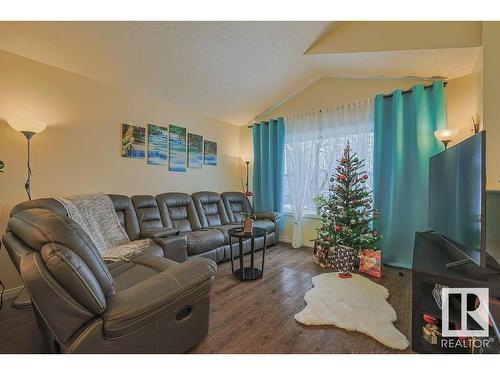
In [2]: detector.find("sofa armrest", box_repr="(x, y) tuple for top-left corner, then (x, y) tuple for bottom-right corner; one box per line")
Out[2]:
(104, 257), (217, 339)
(141, 228), (180, 238)
(152, 234), (188, 263)
(255, 211), (280, 222)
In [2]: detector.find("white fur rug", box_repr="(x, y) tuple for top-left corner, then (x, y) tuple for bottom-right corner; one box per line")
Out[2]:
(294, 272), (409, 350)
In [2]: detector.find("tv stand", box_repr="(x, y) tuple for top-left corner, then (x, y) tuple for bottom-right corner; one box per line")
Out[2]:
(412, 231), (500, 354)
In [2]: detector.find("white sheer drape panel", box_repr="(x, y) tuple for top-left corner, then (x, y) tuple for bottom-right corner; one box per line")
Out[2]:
(284, 99), (375, 248)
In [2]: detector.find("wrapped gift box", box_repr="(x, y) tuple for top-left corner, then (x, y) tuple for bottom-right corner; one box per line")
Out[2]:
(330, 245), (356, 273)
(423, 323), (440, 345)
(312, 241), (332, 268)
(359, 249), (383, 278)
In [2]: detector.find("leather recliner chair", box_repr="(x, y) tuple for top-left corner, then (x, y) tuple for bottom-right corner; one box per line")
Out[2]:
(2, 204), (216, 353)
(192, 191), (242, 243)
(156, 193), (226, 262)
(221, 191), (280, 235)
(131, 195), (187, 263)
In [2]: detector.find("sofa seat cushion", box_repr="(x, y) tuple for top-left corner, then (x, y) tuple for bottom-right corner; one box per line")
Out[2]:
(253, 219), (275, 234)
(107, 254), (178, 292)
(133, 241), (164, 258)
(186, 229), (224, 256)
(214, 224), (244, 244)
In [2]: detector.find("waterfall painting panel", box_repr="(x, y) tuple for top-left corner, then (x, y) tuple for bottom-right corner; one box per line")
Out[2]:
(188, 133), (203, 168)
(147, 124), (168, 166)
(121, 124), (146, 159)
(169, 124), (187, 172)
(203, 140), (217, 166)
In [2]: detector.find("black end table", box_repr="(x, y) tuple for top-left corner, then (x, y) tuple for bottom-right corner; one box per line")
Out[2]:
(228, 227), (268, 281)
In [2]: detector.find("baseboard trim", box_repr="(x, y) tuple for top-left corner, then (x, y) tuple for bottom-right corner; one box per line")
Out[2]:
(279, 235), (292, 244)
(2, 285), (24, 301)
(278, 236), (314, 248)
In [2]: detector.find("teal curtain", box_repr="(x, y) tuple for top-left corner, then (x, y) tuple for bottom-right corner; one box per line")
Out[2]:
(374, 81), (446, 268)
(252, 118), (285, 223)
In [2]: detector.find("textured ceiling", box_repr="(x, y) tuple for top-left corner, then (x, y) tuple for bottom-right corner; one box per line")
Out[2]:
(0, 22), (481, 125)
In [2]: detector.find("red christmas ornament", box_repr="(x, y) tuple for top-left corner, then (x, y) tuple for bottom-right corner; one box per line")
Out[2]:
(363, 175), (369, 180)
(341, 158), (347, 164)
(335, 225), (342, 232)
(423, 314), (437, 325)
(338, 174), (346, 181)
(373, 231), (379, 237)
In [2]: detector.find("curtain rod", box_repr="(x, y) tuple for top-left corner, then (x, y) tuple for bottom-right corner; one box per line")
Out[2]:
(382, 81), (447, 99)
(248, 81), (447, 128)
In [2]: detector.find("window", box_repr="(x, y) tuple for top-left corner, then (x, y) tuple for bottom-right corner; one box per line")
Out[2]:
(283, 100), (375, 216)
(284, 132), (374, 215)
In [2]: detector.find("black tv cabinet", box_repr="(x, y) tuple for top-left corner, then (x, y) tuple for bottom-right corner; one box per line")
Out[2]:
(412, 231), (500, 354)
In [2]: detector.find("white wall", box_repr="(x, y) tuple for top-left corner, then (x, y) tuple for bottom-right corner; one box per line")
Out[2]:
(0, 49), (241, 291)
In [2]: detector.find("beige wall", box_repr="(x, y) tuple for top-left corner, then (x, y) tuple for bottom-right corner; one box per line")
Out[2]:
(446, 49), (484, 147)
(242, 74), (484, 246)
(483, 22), (500, 190)
(307, 21), (482, 54)
(0, 49), (241, 292)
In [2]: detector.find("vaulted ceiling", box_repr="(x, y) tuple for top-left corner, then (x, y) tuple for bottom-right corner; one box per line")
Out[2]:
(0, 21), (482, 125)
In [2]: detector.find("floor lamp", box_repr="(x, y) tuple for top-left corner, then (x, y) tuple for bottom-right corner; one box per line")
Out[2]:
(8, 120), (47, 200)
(7, 119), (47, 309)
(242, 155), (253, 197)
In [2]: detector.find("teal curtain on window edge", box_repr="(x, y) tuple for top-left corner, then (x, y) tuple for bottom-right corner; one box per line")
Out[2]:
(374, 81), (446, 269)
(252, 118), (285, 233)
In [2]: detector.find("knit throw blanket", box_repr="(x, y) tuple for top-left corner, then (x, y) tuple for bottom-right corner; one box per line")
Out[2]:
(56, 193), (151, 262)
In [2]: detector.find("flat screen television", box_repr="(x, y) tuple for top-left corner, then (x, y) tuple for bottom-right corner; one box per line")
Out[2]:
(428, 130), (486, 267)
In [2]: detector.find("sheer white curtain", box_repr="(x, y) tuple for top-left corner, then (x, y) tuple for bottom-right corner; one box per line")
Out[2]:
(284, 99), (374, 248)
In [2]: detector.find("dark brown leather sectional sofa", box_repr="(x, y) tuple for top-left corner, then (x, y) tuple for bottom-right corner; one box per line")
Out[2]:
(1, 191), (279, 354)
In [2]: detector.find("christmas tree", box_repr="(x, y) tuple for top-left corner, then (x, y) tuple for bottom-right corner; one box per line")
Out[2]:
(314, 142), (380, 266)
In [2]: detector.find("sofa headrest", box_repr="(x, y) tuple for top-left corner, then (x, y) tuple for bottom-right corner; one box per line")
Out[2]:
(132, 195), (163, 231)
(192, 191), (221, 204)
(156, 193), (202, 232)
(221, 191), (246, 203)
(10, 198), (67, 218)
(8, 208), (115, 296)
(192, 191), (230, 227)
(157, 192), (192, 207)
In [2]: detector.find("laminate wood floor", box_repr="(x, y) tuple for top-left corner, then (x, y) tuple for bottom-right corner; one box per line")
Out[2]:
(0, 243), (412, 354)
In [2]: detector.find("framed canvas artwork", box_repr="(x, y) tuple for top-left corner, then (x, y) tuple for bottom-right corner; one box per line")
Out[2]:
(147, 124), (168, 166)
(203, 140), (217, 166)
(169, 124), (187, 172)
(188, 133), (203, 168)
(121, 124), (146, 159)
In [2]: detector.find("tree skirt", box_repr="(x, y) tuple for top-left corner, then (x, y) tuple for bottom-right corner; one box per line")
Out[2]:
(294, 272), (409, 350)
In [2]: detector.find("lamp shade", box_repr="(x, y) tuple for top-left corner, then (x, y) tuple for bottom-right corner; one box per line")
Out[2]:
(434, 128), (459, 142)
(8, 119), (47, 134)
